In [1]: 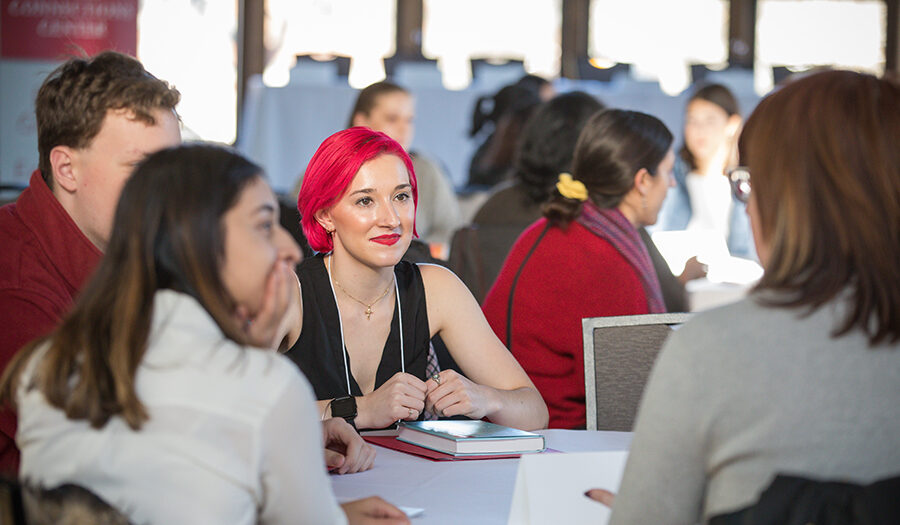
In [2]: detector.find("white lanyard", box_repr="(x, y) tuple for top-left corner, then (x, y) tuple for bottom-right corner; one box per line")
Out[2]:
(326, 256), (404, 397)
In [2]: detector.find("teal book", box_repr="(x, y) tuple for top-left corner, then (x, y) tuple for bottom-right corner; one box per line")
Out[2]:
(397, 421), (546, 456)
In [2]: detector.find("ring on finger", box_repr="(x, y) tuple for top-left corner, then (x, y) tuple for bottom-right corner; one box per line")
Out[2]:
(431, 373), (441, 385)
(408, 407), (415, 419)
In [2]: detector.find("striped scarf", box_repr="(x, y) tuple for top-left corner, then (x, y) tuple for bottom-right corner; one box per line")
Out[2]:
(577, 202), (666, 313)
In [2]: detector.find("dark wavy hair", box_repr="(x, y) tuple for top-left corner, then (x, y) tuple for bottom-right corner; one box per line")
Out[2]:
(513, 91), (604, 204)
(0, 144), (261, 431)
(544, 109), (673, 226)
(36, 51), (180, 188)
(740, 70), (900, 345)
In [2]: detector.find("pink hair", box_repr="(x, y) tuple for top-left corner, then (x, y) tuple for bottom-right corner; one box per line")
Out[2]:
(298, 127), (418, 253)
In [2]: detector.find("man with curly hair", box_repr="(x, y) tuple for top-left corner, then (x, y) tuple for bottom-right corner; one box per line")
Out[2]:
(0, 52), (182, 474)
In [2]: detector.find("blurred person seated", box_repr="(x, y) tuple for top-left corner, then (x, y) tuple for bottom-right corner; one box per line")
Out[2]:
(465, 76), (545, 189)
(654, 83), (755, 260)
(452, 92), (603, 304)
(590, 70), (900, 524)
(349, 81), (462, 256)
(482, 109), (676, 429)
(450, 92), (700, 310)
(0, 144), (406, 525)
(284, 128), (548, 432)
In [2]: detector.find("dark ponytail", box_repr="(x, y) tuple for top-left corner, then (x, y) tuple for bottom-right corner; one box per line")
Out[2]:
(543, 109), (673, 226)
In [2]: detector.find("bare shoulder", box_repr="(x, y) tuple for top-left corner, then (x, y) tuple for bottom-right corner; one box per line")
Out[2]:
(416, 263), (465, 291)
(416, 263), (479, 325)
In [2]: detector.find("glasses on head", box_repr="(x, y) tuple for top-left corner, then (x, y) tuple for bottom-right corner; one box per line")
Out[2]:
(728, 167), (751, 204)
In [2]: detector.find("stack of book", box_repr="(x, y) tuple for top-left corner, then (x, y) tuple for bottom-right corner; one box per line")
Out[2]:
(395, 420), (545, 457)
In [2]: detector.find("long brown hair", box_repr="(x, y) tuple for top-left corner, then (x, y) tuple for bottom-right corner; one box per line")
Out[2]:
(740, 70), (900, 345)
(0, 144), (262, 429)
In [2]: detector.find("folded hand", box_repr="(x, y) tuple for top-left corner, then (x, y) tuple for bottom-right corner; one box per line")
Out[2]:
(357, 372), (426, 429)
(425, 370), (499, 420)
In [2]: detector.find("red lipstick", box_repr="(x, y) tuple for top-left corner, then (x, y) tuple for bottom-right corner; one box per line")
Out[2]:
(371, 234), (401, 246)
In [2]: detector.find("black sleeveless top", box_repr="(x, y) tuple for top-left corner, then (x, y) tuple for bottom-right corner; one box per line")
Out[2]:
(284, 255), (431, 401)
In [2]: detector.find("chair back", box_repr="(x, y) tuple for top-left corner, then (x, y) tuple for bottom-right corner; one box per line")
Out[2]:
(447, 223), (526, 303)
(583, 313), (691, 431)
(289, 55), (350, 85)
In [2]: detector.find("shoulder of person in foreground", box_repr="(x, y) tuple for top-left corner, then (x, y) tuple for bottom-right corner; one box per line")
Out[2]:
(610, 296), (774, 523)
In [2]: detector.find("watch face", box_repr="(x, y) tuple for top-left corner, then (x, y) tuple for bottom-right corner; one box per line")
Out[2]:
(331, 396), (357, 418)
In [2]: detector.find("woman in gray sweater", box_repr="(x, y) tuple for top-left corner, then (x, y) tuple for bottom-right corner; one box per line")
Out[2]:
(598, 70), (900, 523)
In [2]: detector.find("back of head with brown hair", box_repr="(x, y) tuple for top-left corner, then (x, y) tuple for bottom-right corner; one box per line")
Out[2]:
(35, 51), (181, 187)
(740, 70), (900, 345)
(544, 109), (672, 226)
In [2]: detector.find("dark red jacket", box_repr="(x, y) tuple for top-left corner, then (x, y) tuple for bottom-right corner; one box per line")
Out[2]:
(482, 218), (649, 430)
(0, 171), (102, 474)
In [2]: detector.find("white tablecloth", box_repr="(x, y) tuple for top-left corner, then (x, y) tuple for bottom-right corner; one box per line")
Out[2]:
(331, 429), (632, 525)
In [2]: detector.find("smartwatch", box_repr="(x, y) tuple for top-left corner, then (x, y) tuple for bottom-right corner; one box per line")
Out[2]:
(330, 396), (357, 429)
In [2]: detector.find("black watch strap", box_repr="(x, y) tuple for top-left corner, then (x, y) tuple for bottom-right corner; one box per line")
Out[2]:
(330, 396), (357, 429)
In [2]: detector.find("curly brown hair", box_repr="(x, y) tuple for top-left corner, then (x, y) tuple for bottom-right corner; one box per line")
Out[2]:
(36, 51), (180, 187)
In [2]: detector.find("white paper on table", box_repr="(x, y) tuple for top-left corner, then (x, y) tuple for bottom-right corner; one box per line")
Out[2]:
(507, 450), (628, 525)
(651, 229), (762, 285)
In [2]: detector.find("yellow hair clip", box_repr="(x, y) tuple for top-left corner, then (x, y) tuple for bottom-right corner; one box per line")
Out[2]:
(556, 173), (588, 202)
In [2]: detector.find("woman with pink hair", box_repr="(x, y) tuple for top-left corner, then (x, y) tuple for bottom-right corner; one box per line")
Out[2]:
(283, 127), (548, 432)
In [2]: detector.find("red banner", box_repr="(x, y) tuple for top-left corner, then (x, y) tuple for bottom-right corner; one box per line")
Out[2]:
(1, 0), (138, 59)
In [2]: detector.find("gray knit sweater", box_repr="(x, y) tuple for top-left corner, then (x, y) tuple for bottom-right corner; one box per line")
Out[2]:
(610, 294), (900, 524)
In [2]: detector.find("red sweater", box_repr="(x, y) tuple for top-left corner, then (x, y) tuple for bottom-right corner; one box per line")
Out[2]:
(482, 218), (649, 429)
(0, 171), (102, 474)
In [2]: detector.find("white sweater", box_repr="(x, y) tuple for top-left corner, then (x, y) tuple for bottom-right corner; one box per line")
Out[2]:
(17, 289), (347, 525)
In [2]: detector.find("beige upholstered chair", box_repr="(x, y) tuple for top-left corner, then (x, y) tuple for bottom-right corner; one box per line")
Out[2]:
(583, 313), (692, 431)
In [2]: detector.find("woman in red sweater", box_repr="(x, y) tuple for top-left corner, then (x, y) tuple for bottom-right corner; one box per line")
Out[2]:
(482, 109), (675, 429)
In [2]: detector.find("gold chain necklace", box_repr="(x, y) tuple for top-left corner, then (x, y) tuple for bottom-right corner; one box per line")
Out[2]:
(332, 276), (393, 320)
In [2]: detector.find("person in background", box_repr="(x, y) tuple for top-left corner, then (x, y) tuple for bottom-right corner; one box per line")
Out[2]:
(465, 77), (544, 189)
(593, 70), (900, 523)
(482, 109), (675, 429)
(655, 83), (755, 259)
(515, 73), (556, 102)
(450, 91), (604, 302)
(0, 51), (182, 475)
(452, 92), (701, 310)
(0, 144), (406, 525)
(348, 81), (462, 256)
(285, 127), (548, 432)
